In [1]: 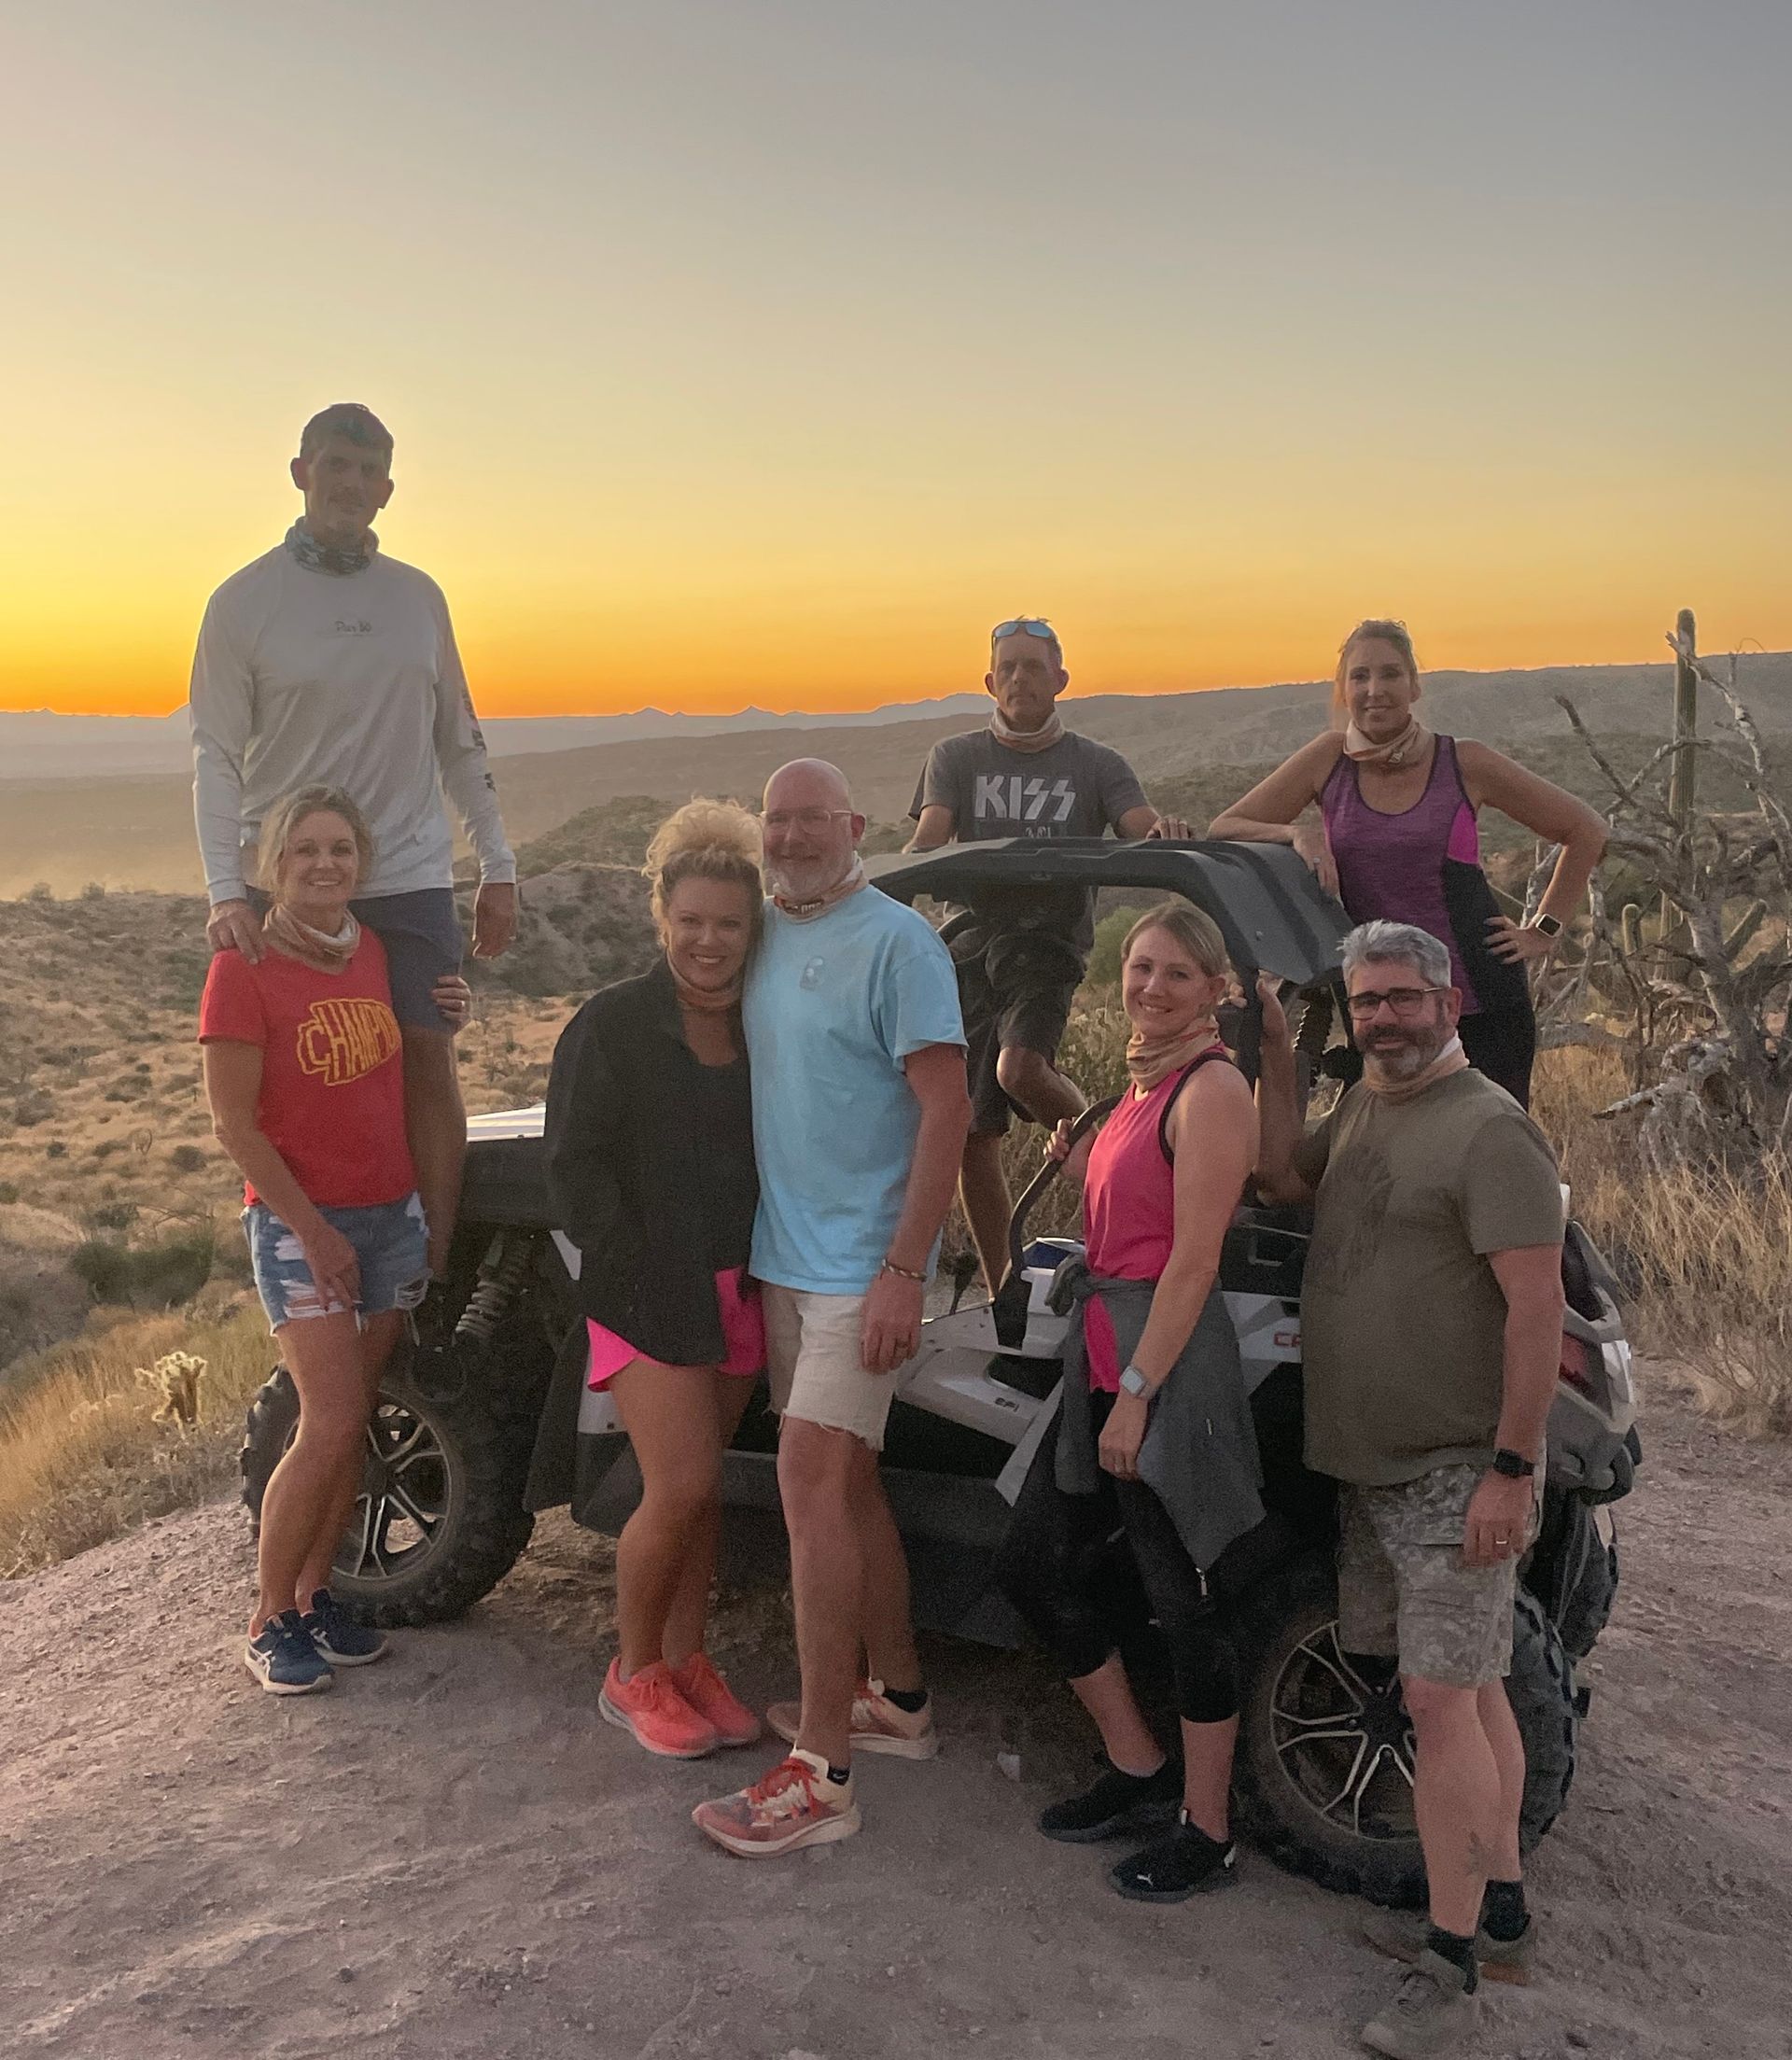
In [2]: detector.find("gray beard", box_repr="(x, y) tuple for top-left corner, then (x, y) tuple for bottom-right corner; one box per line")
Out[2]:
(767, 854), (853, 902)
(1363, 1030), (1448, 1084)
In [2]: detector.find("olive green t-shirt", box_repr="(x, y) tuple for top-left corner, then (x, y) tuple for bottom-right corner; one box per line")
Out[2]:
(1294, 1069), (1564, 1487)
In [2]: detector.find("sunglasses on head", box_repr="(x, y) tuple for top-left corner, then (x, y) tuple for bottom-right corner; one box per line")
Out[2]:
(990, 617), (1057, 647)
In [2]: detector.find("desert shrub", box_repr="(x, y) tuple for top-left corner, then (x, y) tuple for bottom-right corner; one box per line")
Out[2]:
(1085, 905), (1151, 988)
(129, 1228), (216, 1308)
(103, 1081), (146, 1102)
(86, 1200), (139, 1233)
(0, 1181), (18, 1204)
(69, 1240), (133, 1301)
(80, 881), (106, 901)
(44, 1142), (66, 1159)
(67, 1227), (215, 1310)
(23, 882), (53, 904)
(13, 1090), (54, 1128)
(169, 1143), (206, 1172)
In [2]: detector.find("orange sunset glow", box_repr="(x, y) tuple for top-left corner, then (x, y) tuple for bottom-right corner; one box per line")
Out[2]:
(4, 5), (1788, 721)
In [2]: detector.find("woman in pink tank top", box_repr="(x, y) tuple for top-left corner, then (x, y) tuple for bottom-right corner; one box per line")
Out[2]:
(995, 904), (1263, 1905)
(1209, 620), (1606, 1109)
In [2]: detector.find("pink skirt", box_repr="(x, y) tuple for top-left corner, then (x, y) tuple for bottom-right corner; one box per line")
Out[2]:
(586, 1268), (766, 1388)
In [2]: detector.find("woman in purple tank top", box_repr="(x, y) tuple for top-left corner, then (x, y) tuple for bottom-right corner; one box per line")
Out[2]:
(1209, 620), (1606, 1108)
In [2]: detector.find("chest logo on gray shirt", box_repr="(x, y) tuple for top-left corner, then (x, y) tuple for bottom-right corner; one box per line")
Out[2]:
(330, 618), (374, 635)
(973, 774), (1078, 826)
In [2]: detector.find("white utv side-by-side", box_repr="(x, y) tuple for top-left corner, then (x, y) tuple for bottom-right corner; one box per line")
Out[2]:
(242, 841), (1640, 1906)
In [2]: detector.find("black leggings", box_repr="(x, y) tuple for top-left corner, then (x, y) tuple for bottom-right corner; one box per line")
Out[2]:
(1459, 999), (1537, 1111)
(996, 1394), (1240, 1726)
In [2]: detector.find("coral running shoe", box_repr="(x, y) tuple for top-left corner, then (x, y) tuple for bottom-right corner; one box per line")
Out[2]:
(693, 1749), (861, 1858)
(670, 1651), (763, 1747)
(599, 1659), (719, 1759)
(766, 1678), (938, 1759)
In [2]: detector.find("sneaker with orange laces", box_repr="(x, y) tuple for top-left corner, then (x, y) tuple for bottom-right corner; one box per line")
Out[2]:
(692, 1749), (861, 1857)
(766, 1678), (938, 1760)
(669, 1651), (763, 1747)
(599, 1658), (719, 1759)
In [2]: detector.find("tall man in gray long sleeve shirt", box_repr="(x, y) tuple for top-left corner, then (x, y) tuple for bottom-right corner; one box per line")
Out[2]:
(189, 401), (517, 1279)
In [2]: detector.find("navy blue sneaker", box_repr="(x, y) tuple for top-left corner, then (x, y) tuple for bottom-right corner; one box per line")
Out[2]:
(245, 1611), (334, 1696)
(301, 1589), (390, 1667)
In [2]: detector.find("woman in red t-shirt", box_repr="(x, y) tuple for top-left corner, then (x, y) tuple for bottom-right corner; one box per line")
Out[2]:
(202, 785), (468, 1697)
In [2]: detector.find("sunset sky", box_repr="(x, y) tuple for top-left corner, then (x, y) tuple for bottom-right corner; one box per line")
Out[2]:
(4, 1), (1788, 720)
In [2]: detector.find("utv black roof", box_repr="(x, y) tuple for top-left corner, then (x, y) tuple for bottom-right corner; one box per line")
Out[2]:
(865, 838), (1351, 992)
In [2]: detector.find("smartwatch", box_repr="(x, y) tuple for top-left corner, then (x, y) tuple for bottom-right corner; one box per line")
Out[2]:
(1118, 1365), (1152, 1400)
(1530, 914), (1563, 939)
(1491, 1448), (1536, 1478)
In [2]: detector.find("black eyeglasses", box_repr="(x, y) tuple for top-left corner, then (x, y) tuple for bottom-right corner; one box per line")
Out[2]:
(1346, 985), (1446, 1021)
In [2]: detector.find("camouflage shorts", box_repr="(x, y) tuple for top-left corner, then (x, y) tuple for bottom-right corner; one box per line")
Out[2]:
(1337, 1464), (1538, 1689)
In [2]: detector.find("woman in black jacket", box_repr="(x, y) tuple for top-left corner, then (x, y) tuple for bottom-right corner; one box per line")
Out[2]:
(545, 800), (766, 1761)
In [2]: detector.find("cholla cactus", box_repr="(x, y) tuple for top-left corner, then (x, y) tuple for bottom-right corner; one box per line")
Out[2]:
(135, 1350), (207, 1427)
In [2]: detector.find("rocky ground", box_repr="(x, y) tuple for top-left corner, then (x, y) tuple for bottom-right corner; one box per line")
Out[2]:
(1, 1380), (1787, 2060)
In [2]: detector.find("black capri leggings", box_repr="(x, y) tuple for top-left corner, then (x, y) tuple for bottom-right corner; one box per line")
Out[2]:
(1458, 1000), (1537, 1111)
(995, 1393), (1240, 1727)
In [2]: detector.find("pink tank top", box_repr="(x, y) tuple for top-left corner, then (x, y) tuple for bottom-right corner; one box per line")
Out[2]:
(1320, 734), (1484, 1011)
(1080, 1050), (1226, 1393)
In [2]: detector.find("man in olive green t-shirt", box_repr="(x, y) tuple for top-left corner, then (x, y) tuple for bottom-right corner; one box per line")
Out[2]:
(1257, 920), (1565, 2060)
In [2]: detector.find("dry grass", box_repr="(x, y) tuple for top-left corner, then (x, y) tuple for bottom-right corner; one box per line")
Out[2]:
(1537, 1044), (1792, 1434)
(0, 1296), (273, 1578)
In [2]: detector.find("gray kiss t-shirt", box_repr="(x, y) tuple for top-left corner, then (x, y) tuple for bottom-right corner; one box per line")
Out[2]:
(908, 729), (1148, 953)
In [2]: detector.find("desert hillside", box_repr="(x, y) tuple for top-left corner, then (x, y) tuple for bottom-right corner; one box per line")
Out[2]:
(6, 652), (1787, 895)
(0, 861), (654, 1380)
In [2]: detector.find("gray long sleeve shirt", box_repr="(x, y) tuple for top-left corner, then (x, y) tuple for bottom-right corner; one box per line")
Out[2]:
(189, 544), (516, 904)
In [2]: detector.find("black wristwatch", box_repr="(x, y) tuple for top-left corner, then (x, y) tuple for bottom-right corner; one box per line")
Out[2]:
(1491, 1448), (1536, 1478)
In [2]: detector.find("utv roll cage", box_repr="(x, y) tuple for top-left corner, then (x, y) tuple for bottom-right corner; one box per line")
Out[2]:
(865, 837), (1356, 1084)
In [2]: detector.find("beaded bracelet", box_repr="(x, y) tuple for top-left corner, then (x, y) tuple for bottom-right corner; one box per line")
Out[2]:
(880, 1258), (928, 1283)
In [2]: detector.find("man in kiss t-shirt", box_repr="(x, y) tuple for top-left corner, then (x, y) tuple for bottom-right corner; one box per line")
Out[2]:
(199, 932), (416, 1212)
(906, 616), (1180, 1293)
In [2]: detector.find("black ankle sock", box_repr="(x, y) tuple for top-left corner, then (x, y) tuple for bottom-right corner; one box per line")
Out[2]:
(1480, 1878), (1529, 1941)
(883, 1684), (928, 1714)
(825, 1763), (851, 1786)
(1425, 1927), (1479, 1993)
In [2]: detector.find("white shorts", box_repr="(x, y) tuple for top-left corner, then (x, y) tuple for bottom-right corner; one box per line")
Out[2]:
(763, 1284), (896, 1452)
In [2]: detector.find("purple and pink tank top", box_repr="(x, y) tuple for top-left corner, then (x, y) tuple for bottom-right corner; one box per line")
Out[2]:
(1320, 733), (1485, 1014)
(1080, 1050), (1226, 1393)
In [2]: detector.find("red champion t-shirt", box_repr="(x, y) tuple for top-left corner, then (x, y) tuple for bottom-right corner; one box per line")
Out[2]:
(199, 934), (417, 1210)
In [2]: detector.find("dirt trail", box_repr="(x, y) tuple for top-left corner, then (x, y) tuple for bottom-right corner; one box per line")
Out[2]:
(2, 1381), (1788, 2060)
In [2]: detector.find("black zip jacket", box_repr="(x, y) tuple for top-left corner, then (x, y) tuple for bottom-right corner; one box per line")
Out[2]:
(543, 958), (757, 1366)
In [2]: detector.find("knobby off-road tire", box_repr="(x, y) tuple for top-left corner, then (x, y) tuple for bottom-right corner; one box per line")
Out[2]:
(1228, 1549), (1577, 1907)
(239, 1310), (552, 1628)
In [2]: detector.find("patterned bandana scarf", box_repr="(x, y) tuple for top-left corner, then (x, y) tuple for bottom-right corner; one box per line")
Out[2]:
(772, 858), (867, 922)
(1361, 1032), (1469, 1105)
(1342, 714), (1429, 768)
(1126, 1021), (1224, 1093)
(988, 707), (1065, 754)
(285, 520), (379, 577)
(669, 957), (744, 1014)
(262, 902), (362, 974)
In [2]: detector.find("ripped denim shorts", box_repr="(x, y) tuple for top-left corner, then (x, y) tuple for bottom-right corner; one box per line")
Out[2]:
(244, 1193), (430, 1333)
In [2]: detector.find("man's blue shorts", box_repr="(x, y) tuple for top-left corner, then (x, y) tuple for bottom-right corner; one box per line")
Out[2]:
(245, 1194), (430, 1332)
(246, 886), (464, 1030)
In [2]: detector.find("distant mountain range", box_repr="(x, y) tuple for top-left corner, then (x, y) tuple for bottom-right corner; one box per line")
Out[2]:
(1, 653), (1785, 897)
(0, 696), (993, 781)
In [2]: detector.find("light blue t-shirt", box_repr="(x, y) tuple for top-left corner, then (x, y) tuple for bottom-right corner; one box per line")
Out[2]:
(746, 886), (966, 1296)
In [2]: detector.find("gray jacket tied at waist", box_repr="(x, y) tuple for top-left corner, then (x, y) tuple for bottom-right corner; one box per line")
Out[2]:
(1050, 1254), (1265, 1575)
